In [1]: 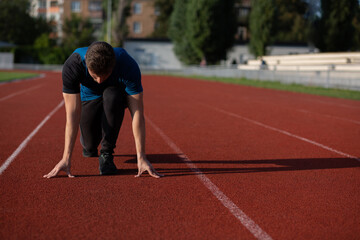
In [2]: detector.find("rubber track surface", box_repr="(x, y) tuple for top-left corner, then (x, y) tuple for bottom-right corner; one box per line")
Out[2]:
(0, 73), (359, 239)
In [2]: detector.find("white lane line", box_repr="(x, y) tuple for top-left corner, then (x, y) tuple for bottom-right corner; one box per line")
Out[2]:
(0, 84), (42, 102)
(146, 116), (273, 240)
(0, 100), (64, 175)
(205, 104), (360, 163)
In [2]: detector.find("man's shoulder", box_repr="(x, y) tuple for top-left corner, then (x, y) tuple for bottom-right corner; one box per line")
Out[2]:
(113, 47), (128, 58)
(71, 47), (88, 63)
(64, 50), (85, 69)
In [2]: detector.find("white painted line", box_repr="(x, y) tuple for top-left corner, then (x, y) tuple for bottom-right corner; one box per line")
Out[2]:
(206, 105), (360, 163)
(0, 100), (64, 175)
(146, 116), (273, 240)
(0, 84), (42, 102)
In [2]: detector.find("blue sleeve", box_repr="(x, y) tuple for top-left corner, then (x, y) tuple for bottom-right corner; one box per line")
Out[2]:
(116, 48), (143, 95)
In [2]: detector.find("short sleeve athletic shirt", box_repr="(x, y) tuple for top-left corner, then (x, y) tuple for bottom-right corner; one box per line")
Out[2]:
(62, 47), (142, 101)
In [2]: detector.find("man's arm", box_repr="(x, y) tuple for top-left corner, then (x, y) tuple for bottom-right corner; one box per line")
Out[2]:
(127, 93), (163, 178)
(43, 93), (81, 178)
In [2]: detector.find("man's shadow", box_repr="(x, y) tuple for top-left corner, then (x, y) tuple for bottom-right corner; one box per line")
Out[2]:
(112, 153), (360, 177)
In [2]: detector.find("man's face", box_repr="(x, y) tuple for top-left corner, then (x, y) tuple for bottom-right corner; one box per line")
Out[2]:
(88, 68), (112, 84)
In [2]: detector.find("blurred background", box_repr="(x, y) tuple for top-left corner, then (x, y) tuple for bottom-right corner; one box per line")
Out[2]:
(0, 0), (359, 71)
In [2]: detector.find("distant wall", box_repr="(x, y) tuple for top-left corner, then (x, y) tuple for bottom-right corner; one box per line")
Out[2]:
(147, 66), (360, 91)
(0, 53), (14, 69)
(124, 39), (316, 69)
(124, 40), (183, 70)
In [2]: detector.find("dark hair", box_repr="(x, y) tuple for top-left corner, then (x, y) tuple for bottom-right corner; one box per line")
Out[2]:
(85, 41), (115, 76)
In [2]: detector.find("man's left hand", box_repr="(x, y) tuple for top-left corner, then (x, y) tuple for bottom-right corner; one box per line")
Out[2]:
(135, 157), (164, 178)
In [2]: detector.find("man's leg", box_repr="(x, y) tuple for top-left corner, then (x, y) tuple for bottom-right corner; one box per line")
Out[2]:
(100, 86), (126, 153)
(80, 97), (103, 157)
(98, 86), (125, 175)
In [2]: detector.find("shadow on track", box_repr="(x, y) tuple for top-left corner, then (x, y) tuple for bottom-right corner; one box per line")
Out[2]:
(69, 154), (359, 178)
(122, 154), (360, 177)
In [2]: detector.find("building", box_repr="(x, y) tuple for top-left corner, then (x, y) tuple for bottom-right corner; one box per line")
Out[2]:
(30, 0), (64, 39)
(126, 0), (158, 38)
(30, 0), (104, 41)
(62, 0), (103, 38)
(235, 0), (251, 42)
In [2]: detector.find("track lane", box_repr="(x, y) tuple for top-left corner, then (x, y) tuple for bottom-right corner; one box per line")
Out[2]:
(1, 72), (260, 239)
(1, 73), (359, 239)
(141, 75), (360, 239)
(0, 110), (258, 239)
(0, 73), (63, 165)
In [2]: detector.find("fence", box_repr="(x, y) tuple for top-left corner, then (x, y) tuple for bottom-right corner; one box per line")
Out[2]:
(142, 65), (360, 91)
(3, 63), (359, 91)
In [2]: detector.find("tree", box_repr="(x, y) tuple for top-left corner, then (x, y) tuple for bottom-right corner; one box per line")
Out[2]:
(273, 0), (309, 43)
(314, 0), (359, 52)
(168, 0), (200, 65)
(101, 0), (131, 46)
(111, 0), (131, 46)
(187, 0), (237, 65)
(0, 0), (50, 45)
(169, 0), (237, 65)
(62, 14), (95, 50)
(151, 0), (175, 38)
(248, 0), (276, 57)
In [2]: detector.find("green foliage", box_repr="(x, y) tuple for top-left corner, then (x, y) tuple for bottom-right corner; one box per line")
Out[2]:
(168, 0), (200, 65)
(0, 0), (50, 45)
(0, 72), (39, 82)
(186, 0), (237, 65)
(151, 0), (175, 38)
(249, 0), (276, 57)
(34, 33), (69, 64)
(169, 0), (237, 65)
(62, 14), (95, 50)
(274, 0), (309, 43)
(314, 0), (359, 52)
(101, 0), (131, 46)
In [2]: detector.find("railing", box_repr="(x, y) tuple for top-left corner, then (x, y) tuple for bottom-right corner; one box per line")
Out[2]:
(142, 65), (360, 91)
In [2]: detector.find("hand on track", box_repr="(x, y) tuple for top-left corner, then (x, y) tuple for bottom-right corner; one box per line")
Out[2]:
(135, 157), (164, 178)
(43, 159), (74, 178)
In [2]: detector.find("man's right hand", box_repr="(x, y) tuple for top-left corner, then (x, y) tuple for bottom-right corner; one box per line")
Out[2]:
(43, 159), (74, 178)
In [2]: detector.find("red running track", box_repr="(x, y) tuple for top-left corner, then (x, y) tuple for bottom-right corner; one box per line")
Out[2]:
(0, 72), (359, 239)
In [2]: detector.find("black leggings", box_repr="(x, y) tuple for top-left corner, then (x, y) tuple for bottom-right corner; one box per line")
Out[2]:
(80, 86), (125, 154)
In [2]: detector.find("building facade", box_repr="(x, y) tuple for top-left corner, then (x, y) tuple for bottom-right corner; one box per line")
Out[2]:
(30, 0), (103, 41)
(126, 0), (158, 38)
(30, 0), (64, 39)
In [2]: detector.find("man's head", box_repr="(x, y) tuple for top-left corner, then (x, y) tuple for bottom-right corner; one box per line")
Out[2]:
(85, 41), (115, 84)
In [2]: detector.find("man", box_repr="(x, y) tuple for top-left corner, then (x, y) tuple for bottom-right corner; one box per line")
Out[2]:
(43, 41), (162, 178)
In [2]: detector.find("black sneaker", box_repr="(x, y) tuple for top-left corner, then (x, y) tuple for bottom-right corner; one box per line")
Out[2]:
(99, 152), (117, 175)
(83, 148), (98, 157)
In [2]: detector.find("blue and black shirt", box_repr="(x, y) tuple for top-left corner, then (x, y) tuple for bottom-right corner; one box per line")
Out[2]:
(62, 47), (142, 102)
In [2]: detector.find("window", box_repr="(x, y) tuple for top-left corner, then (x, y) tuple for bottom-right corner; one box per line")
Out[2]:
(38, 0), (46, 8)
(133, 22), (141, 34)
(89, 1), (102, 11)
(238, 8), (249, 17)
(50, 1), (58, 7)
(39, 13), (46, 19)
(154, 6), (160, 16)
(71, 1), (81, 12)
(133, 3), (142, 14)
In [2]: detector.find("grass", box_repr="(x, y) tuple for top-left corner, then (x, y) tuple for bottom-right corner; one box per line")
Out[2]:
(0, 71), (39, 83)
(177, 75), (360, 101)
